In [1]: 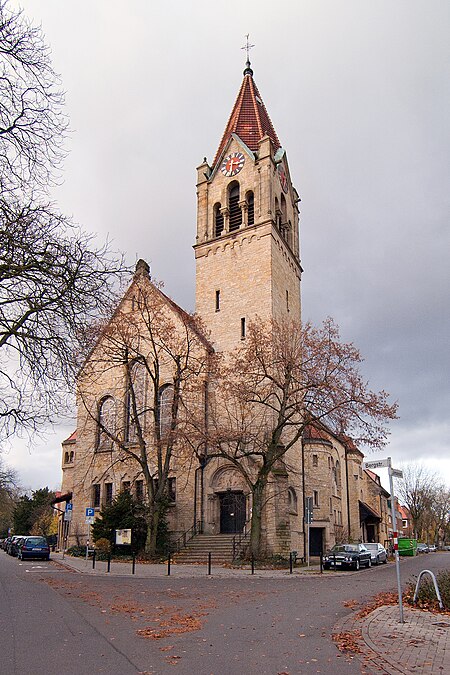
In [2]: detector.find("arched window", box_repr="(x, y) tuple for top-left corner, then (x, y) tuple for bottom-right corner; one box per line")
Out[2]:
(335, 460), (341, 490)
(126, 362), (146, 443)
(159, 384), (174, 437)
(98, 396), (115, 450)
(288, 487), (298, 515)
(214, 202), (224, 237)
(228, 183), (242, 231)
(246, 191), (254, 226)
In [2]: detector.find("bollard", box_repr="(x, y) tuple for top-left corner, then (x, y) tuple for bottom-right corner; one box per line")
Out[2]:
(251, 554), (255, 575)
(208, 552), (212, 575)
(92, 550), (96, 569)
(319, 552), (323, 574)
(289, 552), (293, 574)
(107, 554), (111, 573)
(167, 550), (171, 576)
(132, 554), (136, 575)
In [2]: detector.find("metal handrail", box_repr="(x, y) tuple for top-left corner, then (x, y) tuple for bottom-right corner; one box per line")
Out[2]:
(171, 520), (202, 554)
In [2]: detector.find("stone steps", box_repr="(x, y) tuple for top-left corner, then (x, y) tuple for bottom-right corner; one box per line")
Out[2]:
(173, 534), (243, 564)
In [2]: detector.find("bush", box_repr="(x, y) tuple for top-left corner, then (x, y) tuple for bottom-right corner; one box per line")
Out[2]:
(95, 538), (111, 554)
(405, 569), (450, 610)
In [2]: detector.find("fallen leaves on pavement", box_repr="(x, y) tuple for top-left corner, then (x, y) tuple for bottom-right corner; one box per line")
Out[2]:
(332, 630), (364, 654)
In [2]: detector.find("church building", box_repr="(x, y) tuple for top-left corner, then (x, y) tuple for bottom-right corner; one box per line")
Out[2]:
(57, 58), (389, 560)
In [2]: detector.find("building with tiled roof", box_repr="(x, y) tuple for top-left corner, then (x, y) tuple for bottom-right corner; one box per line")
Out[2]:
(57, 58), (391, 560)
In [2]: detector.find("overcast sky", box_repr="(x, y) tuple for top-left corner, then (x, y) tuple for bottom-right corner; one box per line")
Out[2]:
(5, 0), (450, 492)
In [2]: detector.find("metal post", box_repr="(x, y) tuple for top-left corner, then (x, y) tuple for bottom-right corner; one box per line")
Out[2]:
(107, 554), (111, 573)
(306, 521), (310, 568)
(208, 552), (211, 575)
(251, 554), (255, 575)
(319, 552), (323, 574)
(333, 553), (336, 571)
(289, 552), (293, 574)
(167, 550), (171, 576)
(92, 550), (96, 569)
(388, 457), (404, 623)
(132, 554), (136, 575)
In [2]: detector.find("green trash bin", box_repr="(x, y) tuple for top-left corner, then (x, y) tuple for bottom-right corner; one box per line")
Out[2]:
(398, 538), (417, 556)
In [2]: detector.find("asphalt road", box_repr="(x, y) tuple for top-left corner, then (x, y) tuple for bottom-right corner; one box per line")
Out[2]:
(0, 550), (448, 675)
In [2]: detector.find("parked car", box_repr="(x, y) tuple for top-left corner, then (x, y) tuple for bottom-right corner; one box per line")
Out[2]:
(362, 542), (388, 565)
(17, 536), (50, 561)
(428, 544), (437, 552)
(323, 543), (372, 570)
(417, 543), (429, 553)
(1, 536), (12, 551)
(8, 535), (25, 556)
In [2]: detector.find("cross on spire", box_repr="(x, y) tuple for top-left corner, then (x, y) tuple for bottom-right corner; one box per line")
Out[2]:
(241, 34), (255, 75)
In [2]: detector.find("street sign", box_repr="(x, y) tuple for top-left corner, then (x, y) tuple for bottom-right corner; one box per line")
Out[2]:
(64, 502), (73, 521)
(391, 468), (404, 479)
(85, 507), (95, 524)
(362, 459), (390, 470)
(305, 496), (313, 524)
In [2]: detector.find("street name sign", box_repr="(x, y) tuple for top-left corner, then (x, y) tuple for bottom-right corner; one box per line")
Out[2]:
(391, 468), (404, 479)
(362, 459), (390, 470)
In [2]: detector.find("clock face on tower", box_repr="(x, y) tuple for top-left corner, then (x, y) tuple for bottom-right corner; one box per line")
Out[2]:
(221, 152), (245, 177)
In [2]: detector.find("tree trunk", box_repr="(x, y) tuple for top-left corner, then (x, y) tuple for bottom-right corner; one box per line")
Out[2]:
(144, 503), (160, 556)
(249, 480), (266, 558)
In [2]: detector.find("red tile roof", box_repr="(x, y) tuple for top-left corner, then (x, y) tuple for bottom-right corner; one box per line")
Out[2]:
(213, 71), (281, 168)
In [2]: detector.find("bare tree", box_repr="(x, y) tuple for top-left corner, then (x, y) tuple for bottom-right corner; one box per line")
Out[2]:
(0, 201), (125, 443)
(0, 2), (126, 443)
(78, 262), (211, 556)
(397, 464), (438, 539)
(0, 0), (67, 198)
(196, 317), (398, 557)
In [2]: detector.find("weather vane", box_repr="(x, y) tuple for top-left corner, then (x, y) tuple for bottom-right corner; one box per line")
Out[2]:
(241, 34), (255, 62)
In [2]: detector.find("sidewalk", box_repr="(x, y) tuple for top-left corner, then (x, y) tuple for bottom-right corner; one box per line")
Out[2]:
(337, 603), (450, 674)
(50, 551), (324, 578)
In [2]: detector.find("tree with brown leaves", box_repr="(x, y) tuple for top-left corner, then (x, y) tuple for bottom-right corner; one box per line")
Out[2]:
(198, 317), (398, 557)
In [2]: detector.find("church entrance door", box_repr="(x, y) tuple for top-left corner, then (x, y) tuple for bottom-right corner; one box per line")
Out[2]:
(219, 491), (246, 533)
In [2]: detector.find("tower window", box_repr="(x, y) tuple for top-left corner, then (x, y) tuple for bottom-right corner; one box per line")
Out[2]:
(312, 454), (318, 467)
(313, 490), (319, 507)
(247, 191), (254, 226)
(214, 203), (224, 237)
(241, 317), (246, 339)
(215, 289), (220, 312)
(228, 183), (242, 231)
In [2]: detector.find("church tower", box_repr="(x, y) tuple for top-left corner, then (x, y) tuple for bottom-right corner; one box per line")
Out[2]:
(194, 58), (302, 353)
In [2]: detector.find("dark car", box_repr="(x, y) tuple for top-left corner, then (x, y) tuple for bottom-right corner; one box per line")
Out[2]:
(8, 535), (25, 556)
(362, 542), (388, 565)
(17, 536), (50, 561)
(323, 543), (372, 570)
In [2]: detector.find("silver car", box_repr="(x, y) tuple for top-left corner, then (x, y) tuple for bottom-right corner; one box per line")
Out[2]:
(362, 542), (388, 565)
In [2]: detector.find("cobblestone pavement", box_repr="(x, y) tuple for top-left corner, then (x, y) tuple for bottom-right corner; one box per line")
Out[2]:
(359, 604), (450, 674)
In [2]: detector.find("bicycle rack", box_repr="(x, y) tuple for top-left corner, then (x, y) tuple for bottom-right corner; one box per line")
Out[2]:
(413, 570), (444, 610)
